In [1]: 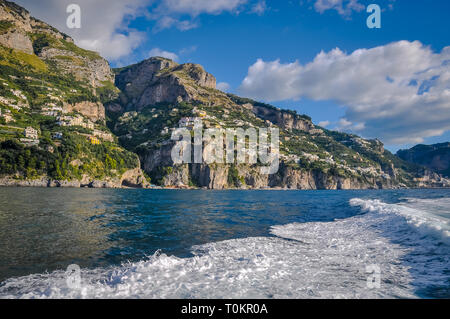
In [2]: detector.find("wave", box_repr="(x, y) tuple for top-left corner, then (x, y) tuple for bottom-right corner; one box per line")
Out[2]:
(0, 198), (449, 299)
(350, 198), (450, 244)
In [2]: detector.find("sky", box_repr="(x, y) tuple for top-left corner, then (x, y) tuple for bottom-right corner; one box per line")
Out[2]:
(13, 0), (450, 152)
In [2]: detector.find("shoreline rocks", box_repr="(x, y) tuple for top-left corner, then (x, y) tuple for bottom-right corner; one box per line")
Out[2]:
(0, 167), (150, 189)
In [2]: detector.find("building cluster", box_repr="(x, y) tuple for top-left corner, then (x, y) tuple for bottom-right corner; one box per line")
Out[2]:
(0, 96), (27, 111)
(93, 129), (114, 142)
(41, 105), (64, 117)
(20, 126), (40, 147)
(0, 108), (13, 123)
(57, 115), (94, 130)
(179, 117), (203, 130)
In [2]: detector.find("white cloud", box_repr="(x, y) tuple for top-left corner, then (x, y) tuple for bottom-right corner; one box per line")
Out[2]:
(13, 0), (256, 59)
(217, 82), (231, 92)
(14, 0), (149, 61)
(313, 0), (364, 17)
(336, 118), (365, 132)
(149, 48), (179, 61)
(239, 41), (450, 144)
(158, 0), (247, 16)
(152, 16), (199, 32)
(250, 0), (267, 16)
(318, 120), (331, 127)
(150, 0), (247, 31)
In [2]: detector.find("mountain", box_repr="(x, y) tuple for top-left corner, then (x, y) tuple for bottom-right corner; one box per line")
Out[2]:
(105, 57), (450, 189)
(0, 0), (147, 187)
(397, 143), (450, 178)
(0, 0), (448, 190)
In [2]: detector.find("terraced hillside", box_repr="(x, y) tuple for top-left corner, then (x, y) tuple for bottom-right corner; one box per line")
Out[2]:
(0, 0), (146, 187)
(1, 0), (448, 190)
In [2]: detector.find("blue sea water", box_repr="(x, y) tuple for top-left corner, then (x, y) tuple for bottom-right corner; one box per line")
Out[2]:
(0, 188), (448, 299)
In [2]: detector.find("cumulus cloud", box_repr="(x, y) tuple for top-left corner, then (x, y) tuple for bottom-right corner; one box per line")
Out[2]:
(313, 0), (364, 16)
(318, 120), (331, 128)
(149, 48), (179, 61)
(217, 82), (231, 92)
(14, 0), (258, 59)
(150, 0), (247, 31)
(15, 0), (148, 61)
(239, 41), (450, 144)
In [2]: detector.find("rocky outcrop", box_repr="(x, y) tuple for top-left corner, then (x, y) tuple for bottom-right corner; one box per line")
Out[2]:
(0, 0), (68, 54)
(0, 29), (33, 54)
(0, 0), (113, 87)
(150, 161), (389, 190)
(252, 105), (315, 132)
(0, 1), (34, 54)
(0, 166), (148, 188)
(63, 101), (106, 122)
(38, 47), (114, 87)
(115, 57), (217, 111)
(173, 63), (216, 89)
(120, 167), (148, 188)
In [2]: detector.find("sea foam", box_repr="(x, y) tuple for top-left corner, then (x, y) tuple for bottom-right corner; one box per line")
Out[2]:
(1, 198), (449, 299)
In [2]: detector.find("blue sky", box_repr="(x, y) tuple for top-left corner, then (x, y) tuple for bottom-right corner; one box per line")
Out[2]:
(15, 0), (450, 152)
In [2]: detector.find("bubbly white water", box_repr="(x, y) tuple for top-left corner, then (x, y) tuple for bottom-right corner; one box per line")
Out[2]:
(0, 197), (449, 299)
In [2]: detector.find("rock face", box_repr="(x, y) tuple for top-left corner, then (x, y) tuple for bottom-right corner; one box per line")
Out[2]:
(63, 101), (105, 122)
(115, 57), (217, 111)
(0, 0), (113, 122)
(252, 105), (315, 132)
(0, 1), (34, 54)
(0, 166), (149, 189)
(120, 167), (148, 188)
(0, 29), (33, 54)
(107, 56), (449, 190)
(397, 143), (450, 178)
(151, 162), (390, 190)
(0, 0), (113, 88)
(38, 47), (114, 88)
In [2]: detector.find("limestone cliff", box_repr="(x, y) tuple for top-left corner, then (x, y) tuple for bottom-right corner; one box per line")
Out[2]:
(114, 57), (217, 111)
(0, 0), (34, 54)
(0, 0), (144, 188)
(107, 57), (448, 190)
(1, 0), (447, 190)
(63, 101), (105, 122)
(0, 0), (114, 89)
(252, 104), (315, 132)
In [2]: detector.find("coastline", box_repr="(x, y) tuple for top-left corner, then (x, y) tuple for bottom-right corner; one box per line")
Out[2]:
(0, 168), (150, 189)
(1, 178), (448, 190)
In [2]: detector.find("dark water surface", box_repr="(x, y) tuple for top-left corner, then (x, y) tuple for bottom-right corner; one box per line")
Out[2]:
(0, 188), (449, 298)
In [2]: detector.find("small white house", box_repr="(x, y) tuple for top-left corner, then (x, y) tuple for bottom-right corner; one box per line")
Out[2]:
(24, 127), (38, 140)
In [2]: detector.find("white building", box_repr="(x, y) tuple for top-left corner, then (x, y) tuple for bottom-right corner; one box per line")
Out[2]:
(23, 127), (39, 140)
(93, 129), (114, 142)
(0, 109), (13, 123)
(57, 115), (94, 129)
(179, 117), (202, 129)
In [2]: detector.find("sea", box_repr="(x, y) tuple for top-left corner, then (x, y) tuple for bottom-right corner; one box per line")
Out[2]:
(0, 188), (448, 299)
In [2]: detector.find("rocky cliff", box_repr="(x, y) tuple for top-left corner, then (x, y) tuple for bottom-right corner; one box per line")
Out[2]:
(397, 143), (450, 178)
(114, 57), (216, 111)
(0, 0), (113, 90)
(1, 0), (448, 190)
(0, 0), (146, 188)
(105, 57), (448, 190)
(0, 0), (34, 54)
